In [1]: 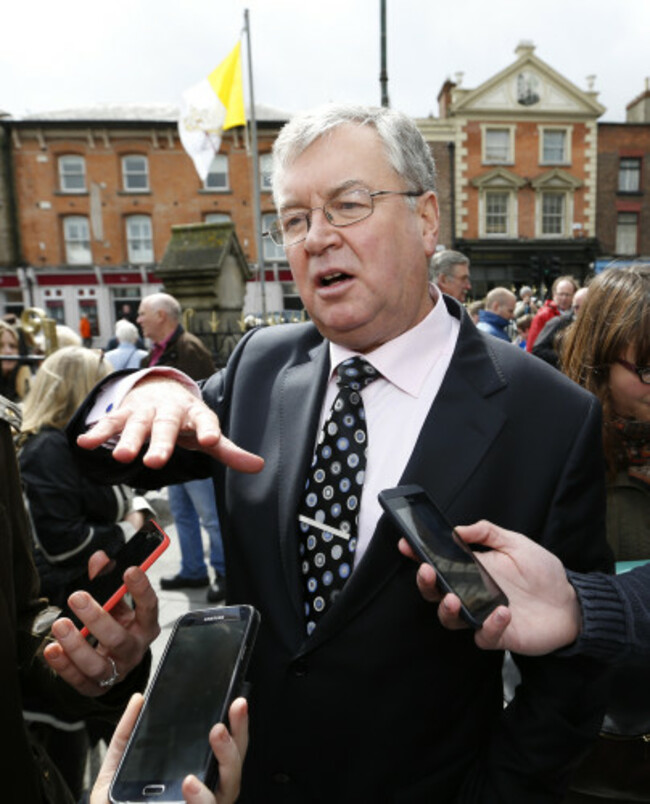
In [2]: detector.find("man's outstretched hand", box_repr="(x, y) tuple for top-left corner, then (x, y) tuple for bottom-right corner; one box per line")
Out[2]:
(77, 376), (264, 474)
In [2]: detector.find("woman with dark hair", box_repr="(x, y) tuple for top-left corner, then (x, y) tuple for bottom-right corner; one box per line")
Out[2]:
(558, 264), (650, 803)
(561, 264), (649, 560)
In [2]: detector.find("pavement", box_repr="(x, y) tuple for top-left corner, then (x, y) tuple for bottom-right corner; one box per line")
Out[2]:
(141, 488), (225, 676)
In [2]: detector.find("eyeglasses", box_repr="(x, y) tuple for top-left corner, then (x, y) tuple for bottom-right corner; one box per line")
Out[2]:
(615, 358), (650, 385)
(263, 187), (424, 247)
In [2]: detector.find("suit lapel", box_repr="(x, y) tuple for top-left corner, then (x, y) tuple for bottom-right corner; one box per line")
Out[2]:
(399, 313), (508, 511)
(277, 341), (331, 619)
(302, 304), (508, 653)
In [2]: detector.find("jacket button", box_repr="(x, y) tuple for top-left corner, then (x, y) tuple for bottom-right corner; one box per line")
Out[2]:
(272, 772), (291, 784)
(292, 659), (308, 677)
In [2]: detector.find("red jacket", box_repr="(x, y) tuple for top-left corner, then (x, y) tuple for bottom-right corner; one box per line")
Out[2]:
(526, 300), (560, 352)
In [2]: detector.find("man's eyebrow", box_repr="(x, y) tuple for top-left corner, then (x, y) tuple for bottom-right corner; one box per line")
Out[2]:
(278, 180), (367, 213)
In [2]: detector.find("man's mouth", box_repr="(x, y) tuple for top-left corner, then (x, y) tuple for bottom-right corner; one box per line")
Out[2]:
(320, 271), (351, 288)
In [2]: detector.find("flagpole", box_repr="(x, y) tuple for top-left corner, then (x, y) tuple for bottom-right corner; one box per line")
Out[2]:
(244, 8), (267, 320)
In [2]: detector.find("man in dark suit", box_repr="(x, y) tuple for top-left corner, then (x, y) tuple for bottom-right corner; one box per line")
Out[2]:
(70, 104), (612, 804)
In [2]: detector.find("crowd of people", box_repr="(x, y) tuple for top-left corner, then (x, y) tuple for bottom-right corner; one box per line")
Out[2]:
(2, 102), (649, 804)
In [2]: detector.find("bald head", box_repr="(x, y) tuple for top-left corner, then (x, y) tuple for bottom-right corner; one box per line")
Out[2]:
(485, 287), (517, 320)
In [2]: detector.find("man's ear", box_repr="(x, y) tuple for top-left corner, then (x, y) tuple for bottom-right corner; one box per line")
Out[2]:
(419, 191), (440, 256)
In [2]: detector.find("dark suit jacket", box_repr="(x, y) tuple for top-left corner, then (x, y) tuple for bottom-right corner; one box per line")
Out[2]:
(69, 298), (613, 804)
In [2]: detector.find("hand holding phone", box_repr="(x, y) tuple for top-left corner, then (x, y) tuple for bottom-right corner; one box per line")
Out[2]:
(379, 484), (508, 628)
(109, 604), (260, 803)
(57, 519), (170, 637)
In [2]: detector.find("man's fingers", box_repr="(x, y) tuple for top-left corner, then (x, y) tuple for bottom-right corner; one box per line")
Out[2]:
(415, 561), (440, 602)
(436, 593), (469, 631)
(455, 520), (517, 552)
(473, 606), (512, 650)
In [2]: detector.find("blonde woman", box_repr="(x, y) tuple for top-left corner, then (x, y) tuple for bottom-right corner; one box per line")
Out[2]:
(19, 346), (146, 606)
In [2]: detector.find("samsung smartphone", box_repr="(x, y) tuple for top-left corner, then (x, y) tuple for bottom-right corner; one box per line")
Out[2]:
(109, 604), (260, 804)
(378, 484), (508, 628)
(57, 519), (170, 637)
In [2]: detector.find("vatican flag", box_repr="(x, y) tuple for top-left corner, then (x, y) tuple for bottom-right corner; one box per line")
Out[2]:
(178, 42), (246, 182)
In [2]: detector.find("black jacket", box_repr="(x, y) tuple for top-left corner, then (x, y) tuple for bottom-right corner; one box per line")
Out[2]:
(19, 427), (130, 608)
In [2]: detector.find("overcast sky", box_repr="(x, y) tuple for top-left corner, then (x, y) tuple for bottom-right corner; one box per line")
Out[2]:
(3, 0), (649, 122)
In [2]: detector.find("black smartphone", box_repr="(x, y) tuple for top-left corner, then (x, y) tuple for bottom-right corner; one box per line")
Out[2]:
(57, 519), (170, 637)
(378, 484), (508, 628)
(109, 604), (260, 803)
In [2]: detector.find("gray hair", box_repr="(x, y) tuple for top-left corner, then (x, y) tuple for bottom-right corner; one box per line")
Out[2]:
(430, 250), (470, 280)
(271, 103), (436, 207)
(144, 292), (181, 322)
(115, 318), (139, 344)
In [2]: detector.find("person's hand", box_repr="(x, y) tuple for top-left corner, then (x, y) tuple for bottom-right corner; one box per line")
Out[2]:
(124, 510), (146, 531)
(77, 375), (265, 473)
(43, 551), (160, 696)
(90, 694), (249, 804)
(399, 520), (582, 656)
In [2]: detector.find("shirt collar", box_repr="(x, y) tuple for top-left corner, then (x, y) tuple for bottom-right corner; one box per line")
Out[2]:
(329, 284), (455, 398)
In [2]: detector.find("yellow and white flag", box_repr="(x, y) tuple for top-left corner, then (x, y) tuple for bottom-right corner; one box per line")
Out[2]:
(178, 42), (246, 182)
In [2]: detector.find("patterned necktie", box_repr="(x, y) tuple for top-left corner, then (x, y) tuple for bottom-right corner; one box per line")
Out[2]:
(298, 356), (380, 635)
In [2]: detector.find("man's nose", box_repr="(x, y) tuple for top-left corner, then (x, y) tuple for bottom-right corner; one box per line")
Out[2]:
(303, 208), (340, 252)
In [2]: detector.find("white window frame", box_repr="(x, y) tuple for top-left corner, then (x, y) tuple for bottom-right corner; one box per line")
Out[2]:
(63, 216), (92, 264)
(122, 155), (149, 192)
(204, 154), (229, 191)
(262, 212), (286, 262)
(126, 214), (154, 264)
(539, 126), (572, 165)
(59, 155), (86, 193)
(204, 213), (231, 224)
(260, 153), (273, 192)
(615, 212), (638, 255)
(483, 191), (511, 236)
(618, 158), (641, 193)
(540, 192), (566, 235)
(481, 125), (515, 165)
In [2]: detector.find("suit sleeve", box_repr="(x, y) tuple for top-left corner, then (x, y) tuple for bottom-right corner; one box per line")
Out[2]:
(459, 395), (614, 803)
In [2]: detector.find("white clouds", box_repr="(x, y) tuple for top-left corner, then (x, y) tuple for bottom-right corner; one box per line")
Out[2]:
(2, 0), (649, 121)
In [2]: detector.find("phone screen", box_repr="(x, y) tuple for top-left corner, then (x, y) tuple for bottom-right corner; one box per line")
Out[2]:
(110, 605), (259, 803)
(379, 485), (508, 626)
(57, 520), (169, 633)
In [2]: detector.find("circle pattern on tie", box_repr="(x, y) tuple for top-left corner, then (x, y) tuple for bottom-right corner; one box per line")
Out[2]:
(298, 356), (380, 635)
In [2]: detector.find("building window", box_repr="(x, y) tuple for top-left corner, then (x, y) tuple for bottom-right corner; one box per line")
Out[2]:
(204, 155), (229, 190)
(541, 129), (568, 164)
(59, 155), (86, 193)
(262, 213), (286, 261)
(260, 153), (273, 192)
(485, 192), (510, 235)
(204, 213), (231, 224)
(122, 155), (149, 192)
(63, 216), (92, 264)
(541, 193), (565, 235)
(616, 212), (638, 255)
(126, 215), (154, 263)
(483, 128), (512, 164)
(618, 158), (641, 193)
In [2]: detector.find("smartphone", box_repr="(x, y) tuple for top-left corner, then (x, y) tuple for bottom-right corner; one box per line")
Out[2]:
(109, 604), (260, 803)
(378, 484), (508, 628)
(57, 519), (170, 637)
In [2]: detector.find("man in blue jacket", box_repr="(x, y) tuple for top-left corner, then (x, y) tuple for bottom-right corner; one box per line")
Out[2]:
(476, 286), (517, 342)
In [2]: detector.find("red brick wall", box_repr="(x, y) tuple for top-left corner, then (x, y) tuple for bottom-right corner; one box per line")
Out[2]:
(12, 124), (279, 268)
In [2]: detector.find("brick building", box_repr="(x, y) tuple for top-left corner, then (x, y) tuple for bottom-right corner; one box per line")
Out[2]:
(596, 82), (650, 270)
(420, 42), (604, 297)
(0, 103), (289, 345)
